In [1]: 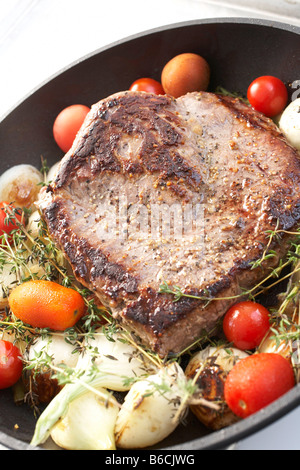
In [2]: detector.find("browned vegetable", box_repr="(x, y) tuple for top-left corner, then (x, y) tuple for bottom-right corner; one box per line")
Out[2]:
(185, 346), (248, 430)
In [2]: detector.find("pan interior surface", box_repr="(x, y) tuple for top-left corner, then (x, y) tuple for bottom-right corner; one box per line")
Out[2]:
(0, 18), (300, 450)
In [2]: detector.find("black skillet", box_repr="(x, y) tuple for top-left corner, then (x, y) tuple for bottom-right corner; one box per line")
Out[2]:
(0, 17), (300, 450)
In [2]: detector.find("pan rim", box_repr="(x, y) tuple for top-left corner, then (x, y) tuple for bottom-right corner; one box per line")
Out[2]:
(1, 16), (299, 122)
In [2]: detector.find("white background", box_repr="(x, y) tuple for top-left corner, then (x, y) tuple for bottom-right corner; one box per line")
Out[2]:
(0, 0), (300, 450)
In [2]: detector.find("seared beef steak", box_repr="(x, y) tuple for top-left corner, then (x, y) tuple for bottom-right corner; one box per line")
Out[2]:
(38, 91), (300, 356)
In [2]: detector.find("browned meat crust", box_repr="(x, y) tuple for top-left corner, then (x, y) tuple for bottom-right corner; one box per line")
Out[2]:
(37, 90), (300, 356)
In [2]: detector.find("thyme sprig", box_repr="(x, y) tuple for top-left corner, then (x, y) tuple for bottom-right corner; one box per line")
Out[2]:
(159, 224), (300, 306)
(24, 345), (121, 408)
(250, 220), (281, 270)
(270, 316), (300, 345)
(158, 281), (211, 303)
(215, 85), (249, 104)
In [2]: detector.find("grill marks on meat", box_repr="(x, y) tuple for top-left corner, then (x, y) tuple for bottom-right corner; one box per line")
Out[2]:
(55, 93), (203, 194)
(38, 90), (300, 356)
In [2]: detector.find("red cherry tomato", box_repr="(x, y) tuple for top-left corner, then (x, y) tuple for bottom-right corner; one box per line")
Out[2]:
(53, 104), (90, 154)
(0, 340), (23, 389)
(223, 301), (270, 350)
(129, 78), (165, 95)
(224, 353), (295, 418)
(247, 75), (288, 117)
(0, 202), (23, 239)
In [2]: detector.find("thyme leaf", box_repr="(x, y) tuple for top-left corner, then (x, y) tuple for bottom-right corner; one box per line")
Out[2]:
(158, 281), (211, 303)
(215, 85), (249, 104)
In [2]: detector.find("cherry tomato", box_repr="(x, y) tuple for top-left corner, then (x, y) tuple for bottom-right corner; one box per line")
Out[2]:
(224, 353), (295, 418)
(129, 78), (165, 95)
(223, 301), (270, 350)
(53, 104), (90, 154)
(0, 202), (23, 239)
(161, 52), (210, 98)
(0, 340), (23, 389)
(9, 280), (86, 331)
(247, 76), (288, 117)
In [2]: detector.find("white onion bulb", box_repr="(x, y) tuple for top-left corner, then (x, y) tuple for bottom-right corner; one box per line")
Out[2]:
(279, 98), (300, 151)
(115, 362), (187, 448)
(28, 334), (79, 370)
(0, 164), (43, 208)
(50, 389), (119, 450)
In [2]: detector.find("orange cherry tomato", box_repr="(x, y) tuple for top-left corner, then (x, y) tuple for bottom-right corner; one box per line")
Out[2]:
(129, 77), (165, 95)
(53, 104), (90, 153)
(223, 301), (270, 350)
(161, 52), (210, 98)
(0, 340), (23, 389)
(224, 353), (295, 419)
(9, 280), (86, 331)
(0, 202), (23, 240)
